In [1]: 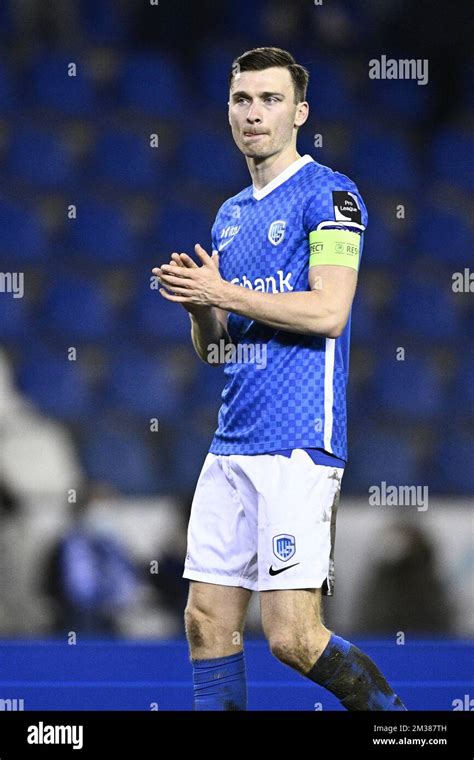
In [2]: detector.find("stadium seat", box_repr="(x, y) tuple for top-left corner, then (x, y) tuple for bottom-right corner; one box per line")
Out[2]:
(28, 53), (97, 116)
(434, 433), (474, 494)
(361, 211), (398, 266)
(79, 0), (126, 44)
(104, 346), (182, 422)
(369, 78), (430, 125)
(416, 204), (473, 266)
(447, 353), (474, 413)
(7, 127), (75, 188)
(431, 128), (474, 192)
(91, 130), (164, 191)
(132, 279), (192, 344)
(81, 426), (160, 494)
(0, 200), (47, 264)
(371, 353), (443, 420)
(350, 289), (377, 342)
(392, 276), (459, 340)
(342, 427), (420, 491)
(64, 199), (139, 265)
(39, 275), (114, 341)
(154, 202), (213, 256)
(119, 53), (185, 118)
(0, 62), (14, 111)
(0, 294), (31, 341)
(306, 59), (358, 121)
(18, 348), (93, 421)
(199, 45), (235, 108)
(179, 130), (248, 191)
(351, 133), (418, 191)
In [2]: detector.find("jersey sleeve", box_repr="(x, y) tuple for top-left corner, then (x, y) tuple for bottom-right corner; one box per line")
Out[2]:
(303, 180), (368, 271)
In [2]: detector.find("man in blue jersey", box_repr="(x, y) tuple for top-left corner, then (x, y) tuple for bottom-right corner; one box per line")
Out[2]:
(153, 47), (406, 711)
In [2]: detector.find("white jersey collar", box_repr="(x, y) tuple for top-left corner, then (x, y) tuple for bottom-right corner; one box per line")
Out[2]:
(252, 154), (314, 200)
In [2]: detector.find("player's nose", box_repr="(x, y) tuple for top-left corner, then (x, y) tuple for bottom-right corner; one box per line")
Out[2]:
(245, 103), (262, 122)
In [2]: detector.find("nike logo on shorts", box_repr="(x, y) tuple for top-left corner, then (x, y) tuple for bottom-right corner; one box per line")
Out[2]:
(269, 563), (300, 576)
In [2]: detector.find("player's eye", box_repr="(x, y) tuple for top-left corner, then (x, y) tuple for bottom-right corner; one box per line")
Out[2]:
(264, 96), (279, 104)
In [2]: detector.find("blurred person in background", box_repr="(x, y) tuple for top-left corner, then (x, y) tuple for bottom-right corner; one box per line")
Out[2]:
(356, 521), (455, 636)
(42, 486), (141, 637)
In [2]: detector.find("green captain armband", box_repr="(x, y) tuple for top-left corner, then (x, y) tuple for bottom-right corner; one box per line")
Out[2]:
(309, 229), (361, 271)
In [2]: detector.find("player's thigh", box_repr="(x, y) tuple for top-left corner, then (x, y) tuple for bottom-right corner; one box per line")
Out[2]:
(186, 580), (252, 631)
(259, 587), (325, 640)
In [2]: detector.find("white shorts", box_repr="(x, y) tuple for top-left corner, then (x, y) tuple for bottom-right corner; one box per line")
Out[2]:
(183, 449), (344, 593)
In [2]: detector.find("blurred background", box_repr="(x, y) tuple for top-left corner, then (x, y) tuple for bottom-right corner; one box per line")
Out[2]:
(0, 0), (472, 683)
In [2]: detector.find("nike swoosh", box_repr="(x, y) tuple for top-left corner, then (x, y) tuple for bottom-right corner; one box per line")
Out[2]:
(269, 563), (300, 576)
(218, 237), (237, 251)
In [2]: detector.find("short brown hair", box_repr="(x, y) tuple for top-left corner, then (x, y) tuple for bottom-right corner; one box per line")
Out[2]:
(229, 47), (309, 104)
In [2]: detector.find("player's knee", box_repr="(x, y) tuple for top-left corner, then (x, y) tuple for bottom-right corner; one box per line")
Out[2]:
(268, 626), (330, 673)
(184, 604), (210, 649)
(268, 633), (309, 672)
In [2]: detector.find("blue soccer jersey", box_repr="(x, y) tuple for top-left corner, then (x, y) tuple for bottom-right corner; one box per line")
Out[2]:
(208, 154), (368, 461)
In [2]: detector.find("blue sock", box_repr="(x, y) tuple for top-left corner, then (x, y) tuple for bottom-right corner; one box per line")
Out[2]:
(306, 634), (407, 711)
(192, 651), (247, 711)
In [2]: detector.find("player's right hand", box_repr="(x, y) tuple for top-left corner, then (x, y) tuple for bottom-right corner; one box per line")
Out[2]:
(153, 253), (211, 316)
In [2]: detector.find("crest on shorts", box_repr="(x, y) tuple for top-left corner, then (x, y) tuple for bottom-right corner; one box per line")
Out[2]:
(273, 534), (296, 562)
(268, 219), (287, 246)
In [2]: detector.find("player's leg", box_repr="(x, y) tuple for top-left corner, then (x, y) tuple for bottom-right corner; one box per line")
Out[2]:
(184, 582), (252, 711)
(261, 588), (407, 711)
(185, 580), (251, 660)
(182, 453), (258, 710)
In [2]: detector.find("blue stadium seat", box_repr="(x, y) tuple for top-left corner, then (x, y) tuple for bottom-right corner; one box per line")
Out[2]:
(0, 293), (31, 341)
(448, 354), (474, 413)
(7, 127), (75, 188)
(91, 130), (164, 190)
(350, 289), (377, 342)
(362, 211), (398, 266)
(431, 128), (474, 192)
(179, 131), (247, 190)
(168, 422), (215, 495)
(18, 349), (93, 421)
(104, 347), (182, 422)
(64, 200), (138, 265)
(132, 279), (192, 344)
(79, 0), (126, 44)
(199, 45), (235, 108)
(435, 433), (474, 494)
(351, 133), (418, 191)
(155, 202), (213, 255)
(0, 200), (47, 263)
(28, 53), (97, 116)
(392, 277), (459, 340)
(306, 59), (358, 121)
(119, 53), (185, 118)
(371, 353), (443, 420)
(0, 2), (12, 40)
(39, 275), (114, 341)
(342, 427), (420, 491)
(416, 204), (472, 266)
(0, 62), (15, 111)
(81, 427), (160, 494)
(369, 79), (430, 125)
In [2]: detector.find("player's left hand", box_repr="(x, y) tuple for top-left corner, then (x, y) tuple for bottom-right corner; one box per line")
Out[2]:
(153, 244), (228, 307)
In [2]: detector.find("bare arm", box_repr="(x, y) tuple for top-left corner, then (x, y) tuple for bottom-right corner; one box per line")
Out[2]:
(189, 305), (231, 364)
(220, 265), (357, 338)
(157, 246), (358, 339)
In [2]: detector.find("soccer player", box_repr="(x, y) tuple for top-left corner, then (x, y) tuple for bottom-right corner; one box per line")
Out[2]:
(153, 47), (406, 711)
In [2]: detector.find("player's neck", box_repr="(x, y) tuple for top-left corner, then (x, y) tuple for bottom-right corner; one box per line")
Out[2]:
(247, 148), (301, 191)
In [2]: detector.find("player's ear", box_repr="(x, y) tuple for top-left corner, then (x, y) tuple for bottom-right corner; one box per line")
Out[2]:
(295, 101), (309, 128)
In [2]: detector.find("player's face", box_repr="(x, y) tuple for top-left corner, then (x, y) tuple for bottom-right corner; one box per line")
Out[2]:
(228, 67), (305, 159)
